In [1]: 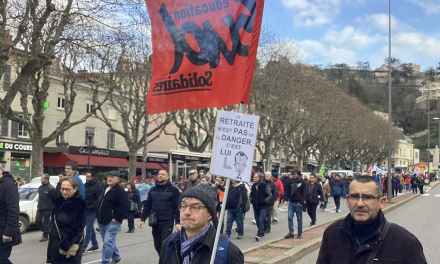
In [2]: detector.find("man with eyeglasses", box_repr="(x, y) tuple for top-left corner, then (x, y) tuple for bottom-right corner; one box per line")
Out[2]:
(159, 184), (244, 264)
(317, 176), (426, 264)
(139, 170), (181, 255)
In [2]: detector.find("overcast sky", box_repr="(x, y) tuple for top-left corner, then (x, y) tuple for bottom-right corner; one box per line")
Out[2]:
(262, 0), (440, 71)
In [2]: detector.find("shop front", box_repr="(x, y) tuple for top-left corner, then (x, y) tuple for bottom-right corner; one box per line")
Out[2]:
(169, 150), (211, 180)
(0, 140), (32, 182)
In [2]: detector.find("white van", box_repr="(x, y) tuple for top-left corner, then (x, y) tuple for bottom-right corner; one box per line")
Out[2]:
(328, 170), (354, 177)
(19, 175), (86, 233)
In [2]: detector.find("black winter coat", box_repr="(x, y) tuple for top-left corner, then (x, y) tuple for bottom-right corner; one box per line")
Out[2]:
(84, 178), (103, 212)
(96, 183), (127, 225)
(307, 182), (324, 204)
(159, 225), (244, 264)
(317, 210), (427, 264)
(250, 181), (273, 209)
(141, 181), (180, 224)
(284, 177), (307, 204)
(37, 182), (57, 211)
(0, 174), (21, 249)
(126, 189), (142, 211)
(264, 180), (279, 204)
(47, 192), (86, 264)
(225, 183), (247, 210)
(330, 179), (344, 197)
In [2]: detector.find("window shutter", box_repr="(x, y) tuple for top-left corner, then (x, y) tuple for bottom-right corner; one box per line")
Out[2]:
(11, 112), (19, 137)
(3, 65), (11, 91)
(1, 119), (8, 136)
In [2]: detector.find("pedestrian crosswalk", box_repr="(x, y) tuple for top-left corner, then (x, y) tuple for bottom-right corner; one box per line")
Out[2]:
(422, 194), (430, 196)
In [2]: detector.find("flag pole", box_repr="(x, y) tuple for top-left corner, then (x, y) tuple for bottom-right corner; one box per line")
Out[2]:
(210, 103), (244, 264)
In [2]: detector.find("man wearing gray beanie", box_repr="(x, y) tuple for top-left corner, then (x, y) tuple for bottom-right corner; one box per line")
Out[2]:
(159, 184), (244, 264)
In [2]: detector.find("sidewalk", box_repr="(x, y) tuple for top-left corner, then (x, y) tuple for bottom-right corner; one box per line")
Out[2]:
(243, 181), (440, 264)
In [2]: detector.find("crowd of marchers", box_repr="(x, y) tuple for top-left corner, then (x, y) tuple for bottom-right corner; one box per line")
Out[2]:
(0, 163), (429, 264)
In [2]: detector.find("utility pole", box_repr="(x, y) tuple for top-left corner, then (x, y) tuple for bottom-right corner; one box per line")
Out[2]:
(387, 0), (393, 201)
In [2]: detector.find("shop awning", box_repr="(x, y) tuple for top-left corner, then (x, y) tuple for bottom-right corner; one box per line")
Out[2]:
(44, 152), (167, 169)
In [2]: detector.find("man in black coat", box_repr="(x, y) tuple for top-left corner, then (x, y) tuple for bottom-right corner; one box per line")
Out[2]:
(225, 180), (247, 239)
(139, 169), (181, 255)
(82, 172), (103, 253)
(250, 172), (273, 241)
(36, 173), (56, 242)
(263, 172), (278, 234)
(283, 169), (307, 239)
(305, 174), (324, 226)
(317, 175), (426, 264)
(96, 171), (127, 264)
(0, 168), (21, 264)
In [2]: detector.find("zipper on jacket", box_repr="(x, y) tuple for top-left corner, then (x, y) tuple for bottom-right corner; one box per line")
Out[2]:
(97, 191), (105, 223)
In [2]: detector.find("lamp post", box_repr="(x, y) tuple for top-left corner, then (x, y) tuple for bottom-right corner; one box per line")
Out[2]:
(433, 117), (440, 179)
(86, 131), (95, 172)
(387, 0), (393, 201)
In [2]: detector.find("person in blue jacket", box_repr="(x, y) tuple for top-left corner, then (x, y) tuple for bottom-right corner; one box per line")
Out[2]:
(330, 174), (344, 212)
(392, 173), (400, 197)
(65, 162), (85, 199)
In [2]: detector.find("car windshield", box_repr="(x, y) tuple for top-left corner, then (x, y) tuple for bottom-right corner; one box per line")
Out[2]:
(19, 188), (38, 201)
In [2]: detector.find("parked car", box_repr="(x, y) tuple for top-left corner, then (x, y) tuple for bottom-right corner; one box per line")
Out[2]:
(18, 175), (86, 233)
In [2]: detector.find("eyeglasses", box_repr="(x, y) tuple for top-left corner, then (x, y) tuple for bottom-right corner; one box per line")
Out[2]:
(178, 204), (206, 213)
(61, 188), (73, 192)
(348, 194), (381, 202)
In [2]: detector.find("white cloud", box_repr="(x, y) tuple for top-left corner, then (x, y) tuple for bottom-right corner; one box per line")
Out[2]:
(358, 14), (413, 32)
(406, 0), (440, 15)
(324, 26), (384, 48)
(280, 0), (341, 27)
(296, 39), (356, 64)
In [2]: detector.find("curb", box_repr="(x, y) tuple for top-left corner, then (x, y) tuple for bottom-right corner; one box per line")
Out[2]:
(244, 191), (426, 264)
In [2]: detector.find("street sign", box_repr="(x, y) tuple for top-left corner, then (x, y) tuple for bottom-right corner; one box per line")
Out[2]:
(210, 110), (259, 182)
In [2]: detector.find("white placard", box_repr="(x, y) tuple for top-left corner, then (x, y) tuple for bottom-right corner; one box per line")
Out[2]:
(210, 110), (259, 182)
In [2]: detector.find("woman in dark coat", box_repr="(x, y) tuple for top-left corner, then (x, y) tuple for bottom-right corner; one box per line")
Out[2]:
(126, 182), (141, 233)
(47, 177), (86, 264)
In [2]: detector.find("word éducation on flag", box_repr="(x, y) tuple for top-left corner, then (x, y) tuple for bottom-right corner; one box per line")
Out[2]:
(144, 0), (265, 114)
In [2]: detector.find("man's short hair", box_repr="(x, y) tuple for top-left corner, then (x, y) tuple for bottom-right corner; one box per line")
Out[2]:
(291, 168), (301, 176)
(264, 171), (271, 176)
(159, 169), (169, 177)
(42, 173), (50, 180)
(254, 172), (264, 179)
(351, 175), (383, 196)
(86, 171), (94, 177)
(65, 161), (77, 171)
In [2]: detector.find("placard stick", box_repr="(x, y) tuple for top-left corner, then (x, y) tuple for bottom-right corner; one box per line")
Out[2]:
(210, 103), (244, 264)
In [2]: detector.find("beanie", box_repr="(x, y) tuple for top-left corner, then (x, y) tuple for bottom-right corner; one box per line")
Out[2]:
(272, 172), (279, 178)
(180, 184), (217, 217)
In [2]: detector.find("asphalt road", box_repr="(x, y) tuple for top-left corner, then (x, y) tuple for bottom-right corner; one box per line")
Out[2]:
(295, 184), (440, 264)
(10, 198), (350, 264)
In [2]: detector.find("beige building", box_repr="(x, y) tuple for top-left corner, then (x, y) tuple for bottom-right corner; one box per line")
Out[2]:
(381, 129), (420, 172)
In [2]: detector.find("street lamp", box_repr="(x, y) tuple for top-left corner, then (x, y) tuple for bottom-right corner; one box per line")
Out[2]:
(433, 117), (440, 180)
(86, 131), (95, 172)
(387, 0), (393, 201)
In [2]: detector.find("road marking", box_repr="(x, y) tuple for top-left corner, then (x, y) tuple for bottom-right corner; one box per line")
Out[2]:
(422, 194), (430, 196)
(83, 260), (101, 264)
(434, 194), (440, 197)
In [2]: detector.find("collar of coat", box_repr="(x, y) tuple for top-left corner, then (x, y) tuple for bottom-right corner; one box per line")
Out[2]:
(168, 223), (217, 253)
(338, 209), (387, 242)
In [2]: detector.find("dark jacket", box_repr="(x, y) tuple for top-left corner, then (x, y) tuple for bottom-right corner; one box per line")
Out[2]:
(0, 173), (21, 249)
(37, 182), (57, 211)
(392, 177), (400, 190)
(84, 178), (103, 212)
(250, 181), (273, 209)
(284, 177), (307, 204)
(183, 178), (200, 192)
(330, 179), (344, 197)
(317, 210), (426, 264)
(307, 182), (324, 204)
(411, 176), (418, 186)
(56, 181), (62, 200)
(264, 179), (279, 204)
(96, 183), (127, 225)
(47, 192), (86, 264)
(159, 225), (244, 264)
(225, 183), (248, 211)
(73, 174), (85, 199)
(126, 188), (141, 211)
(141, 181), (180, 224)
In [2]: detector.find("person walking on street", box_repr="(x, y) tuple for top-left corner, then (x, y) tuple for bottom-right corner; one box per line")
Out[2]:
(342, 175), (350, 199)
(0, 167), (21, 264)
(55, 173), (65, 199)
(126, 182), (141, 233)
(405, 176), (411, 192)
(284, 169), (307, 239)
(263, 172), (278, 234)
(418, 175), (424, 195)
(183, 170), (200, 191)
(321, 177), (330, 211)
(272, 172), (284, 224)
(250, 173), (273, 241)
(36, 173), (57, 242)
(83, 172), (102, 253)
(159, 184), (244, 264)
(411, 174), (418, 193)
(65, 162), (85, 199)
(306, 175), (324, 226)
(225, 180), (248, 239)
(330, 174), (344, 212)
(398, 175), (404, 193)
(317, 175), (426, 264)
(392, 174), (400, 197)
(47, 177), (86, 264)
(139, 170), (181, 255)
(96, 171), (127, 264)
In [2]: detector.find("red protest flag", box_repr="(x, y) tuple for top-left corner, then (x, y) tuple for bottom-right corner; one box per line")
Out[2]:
(145, 0), (265, 114)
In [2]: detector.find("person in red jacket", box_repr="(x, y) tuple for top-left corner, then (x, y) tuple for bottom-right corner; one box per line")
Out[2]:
(404, 176), (411, 192)
(271, 173), (284, 224)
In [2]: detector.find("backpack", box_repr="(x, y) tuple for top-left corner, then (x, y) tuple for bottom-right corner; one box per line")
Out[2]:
(165, 232), (230, 264)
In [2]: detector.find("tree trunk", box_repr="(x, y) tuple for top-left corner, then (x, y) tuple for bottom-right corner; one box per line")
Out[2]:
(31, 139), (44, 179)
(128, 149), (137, 181)
(350, 161), (355, 172)
(141, 141), (147, 183)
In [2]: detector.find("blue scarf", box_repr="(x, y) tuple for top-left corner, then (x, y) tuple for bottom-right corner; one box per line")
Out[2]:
(180, 224), (211, 264)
